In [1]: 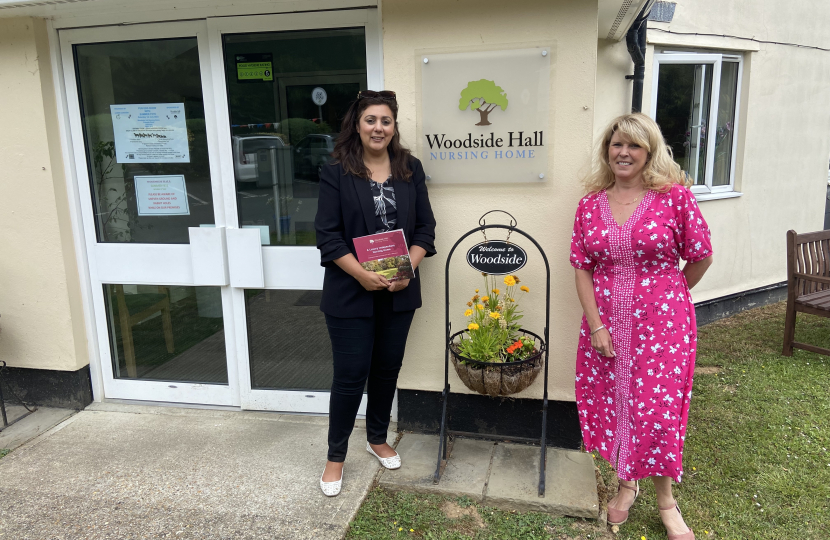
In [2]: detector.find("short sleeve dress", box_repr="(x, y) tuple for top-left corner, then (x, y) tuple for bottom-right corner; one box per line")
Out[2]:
(569, 183), (712, 482)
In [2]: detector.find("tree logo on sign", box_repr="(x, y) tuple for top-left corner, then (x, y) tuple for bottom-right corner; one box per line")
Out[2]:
(458, 79), (508, 126)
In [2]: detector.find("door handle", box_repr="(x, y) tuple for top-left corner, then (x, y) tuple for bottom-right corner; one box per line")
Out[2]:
(226, 228), (265, 288)
(189, 226), (229, 286)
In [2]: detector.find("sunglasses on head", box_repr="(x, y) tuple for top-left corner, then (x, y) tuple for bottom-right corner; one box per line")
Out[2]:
(357, 90), (397, 101)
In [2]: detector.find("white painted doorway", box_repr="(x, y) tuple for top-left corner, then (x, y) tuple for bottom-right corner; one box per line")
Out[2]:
(59, 9), (382, 412)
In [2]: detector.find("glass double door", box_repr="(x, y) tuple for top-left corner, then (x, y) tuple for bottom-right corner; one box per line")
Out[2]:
(61, 12), (377, 411)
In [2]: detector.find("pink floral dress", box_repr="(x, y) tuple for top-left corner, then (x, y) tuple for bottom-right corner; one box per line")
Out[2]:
(569, 184), (712, 482)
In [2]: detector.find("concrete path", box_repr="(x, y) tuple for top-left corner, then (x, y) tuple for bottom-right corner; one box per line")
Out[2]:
(0, 403), (388, 540)
(379, 433), (599, 518)
(0, 405), (76, 451)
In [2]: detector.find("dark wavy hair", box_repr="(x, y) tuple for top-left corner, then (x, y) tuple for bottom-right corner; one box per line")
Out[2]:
(331, 94), (413, 181)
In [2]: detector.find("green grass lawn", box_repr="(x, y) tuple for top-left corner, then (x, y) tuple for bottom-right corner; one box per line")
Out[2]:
(347, 302), (830, 539)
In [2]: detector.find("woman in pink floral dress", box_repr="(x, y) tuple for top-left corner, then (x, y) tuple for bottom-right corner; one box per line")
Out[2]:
(570, 114), (713, 540)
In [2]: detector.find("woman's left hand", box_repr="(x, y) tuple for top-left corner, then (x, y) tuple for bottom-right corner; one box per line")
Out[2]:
(387, 279), (410, 293)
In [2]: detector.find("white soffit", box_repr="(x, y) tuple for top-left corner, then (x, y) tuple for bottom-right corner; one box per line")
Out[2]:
(0, 0), (376, 25)
(599, 0), (655, 41)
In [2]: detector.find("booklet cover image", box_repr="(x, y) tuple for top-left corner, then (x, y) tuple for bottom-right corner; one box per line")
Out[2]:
(352, 230), (415, 282)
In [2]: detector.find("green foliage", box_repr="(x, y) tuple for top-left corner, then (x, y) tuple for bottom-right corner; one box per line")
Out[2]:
(458, 79), (508, 112)
(280, 118), (333, 146)
(0, 449), (9, 459)
(456, 275), (531, 363)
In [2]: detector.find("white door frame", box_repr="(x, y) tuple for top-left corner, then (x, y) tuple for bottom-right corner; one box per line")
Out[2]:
(206, 9), (382, 413)
(53, 9), (385, 413)
(60, 20), (240, 406)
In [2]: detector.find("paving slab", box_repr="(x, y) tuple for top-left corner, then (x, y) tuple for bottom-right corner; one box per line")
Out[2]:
(0, 406), (76, 451)
(0, 407), (390, 540)
(486, 443), (599, 518)
(379, 434), (493, 500)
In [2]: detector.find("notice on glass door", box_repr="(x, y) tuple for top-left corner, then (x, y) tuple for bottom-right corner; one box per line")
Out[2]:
(111, 103), (190, 163)
(134, 175), (191, 216)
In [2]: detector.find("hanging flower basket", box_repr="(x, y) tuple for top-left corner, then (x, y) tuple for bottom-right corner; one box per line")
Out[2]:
(449, 328), (545, 397)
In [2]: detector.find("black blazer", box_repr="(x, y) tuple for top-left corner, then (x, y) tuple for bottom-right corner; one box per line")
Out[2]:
(315, 158), (437, 318)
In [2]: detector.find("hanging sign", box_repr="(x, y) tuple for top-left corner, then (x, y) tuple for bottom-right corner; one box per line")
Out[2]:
(134, 175), (190, 216)
(466, 240), (527, 275)
(236, 53), (273, 82)
(311, 87), (328, 105)
(111, 103), (190, 163)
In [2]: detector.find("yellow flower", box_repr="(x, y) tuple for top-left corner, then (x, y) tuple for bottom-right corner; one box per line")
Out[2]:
(503, 276), (516, 286)
(398, 528), (402, 532)
(508, 297), (515, 302)
(481, 296), (489, 302)
(520, 285), (529, 293)
(468, 323), (479, 330)
(489, 312), (500, 320)
(492, 288), (500, 294)
(410, 530), (414, 533)
(475, 289), (479, 293)
(464, 309), (473, 317)
(476, 304), (484, 310)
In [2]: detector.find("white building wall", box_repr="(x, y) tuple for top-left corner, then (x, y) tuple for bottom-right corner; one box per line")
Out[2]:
(596, 0), (830, 302)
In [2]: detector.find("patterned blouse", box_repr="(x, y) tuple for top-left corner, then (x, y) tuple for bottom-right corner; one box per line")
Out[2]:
(369, 177), (397, 232)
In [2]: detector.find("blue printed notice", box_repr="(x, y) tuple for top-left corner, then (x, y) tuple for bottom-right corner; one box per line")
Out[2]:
(111, 103), (190, 163)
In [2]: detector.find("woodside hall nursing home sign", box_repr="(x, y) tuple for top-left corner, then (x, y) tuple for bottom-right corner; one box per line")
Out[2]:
(419, 47), (551, 183)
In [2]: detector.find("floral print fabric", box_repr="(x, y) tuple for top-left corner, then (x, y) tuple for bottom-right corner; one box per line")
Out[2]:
(370, 178), (397, 232)
(569, 183), (712, 482)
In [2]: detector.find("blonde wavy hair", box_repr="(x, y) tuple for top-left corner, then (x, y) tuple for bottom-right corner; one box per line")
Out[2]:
(583, 113), (689, 194)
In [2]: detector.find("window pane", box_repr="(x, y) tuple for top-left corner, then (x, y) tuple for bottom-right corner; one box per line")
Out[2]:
(223, 28), (367, 246)
(713, 62), (739, 187)
(245, 289), (331, 390)
(75, 39), (216, 243)
(655, 63), (713, 185)
(105, 285), (228, 383)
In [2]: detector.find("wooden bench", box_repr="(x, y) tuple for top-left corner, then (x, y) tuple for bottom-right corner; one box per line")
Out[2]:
(782, 229), (830, 356)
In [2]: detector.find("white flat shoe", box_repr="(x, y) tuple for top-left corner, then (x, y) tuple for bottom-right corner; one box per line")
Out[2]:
(320, 467), (343, 497)
(366, 442), (401, 469)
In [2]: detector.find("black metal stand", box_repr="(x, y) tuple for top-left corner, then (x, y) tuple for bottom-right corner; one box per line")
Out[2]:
(433, 212), (551, 496)
(0, 360), (36, 432)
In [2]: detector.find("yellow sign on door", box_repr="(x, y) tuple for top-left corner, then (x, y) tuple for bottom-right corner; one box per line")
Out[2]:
(237, 61), (273, 81)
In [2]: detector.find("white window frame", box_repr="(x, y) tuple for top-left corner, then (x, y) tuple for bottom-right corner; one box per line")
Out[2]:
(650, 51), (744, 201)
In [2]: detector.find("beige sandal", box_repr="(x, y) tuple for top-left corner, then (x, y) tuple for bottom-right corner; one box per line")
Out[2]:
(659, 500), (695, 540)
(607, 480), (639, 525)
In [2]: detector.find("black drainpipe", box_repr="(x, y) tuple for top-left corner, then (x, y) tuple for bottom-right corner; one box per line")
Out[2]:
(625, 5), (652, 113)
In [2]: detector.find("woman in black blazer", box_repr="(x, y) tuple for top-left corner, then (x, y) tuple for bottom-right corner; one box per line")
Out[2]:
(315, 90), (436, 496)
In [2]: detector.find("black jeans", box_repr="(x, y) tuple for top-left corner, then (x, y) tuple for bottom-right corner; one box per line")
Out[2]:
(325, 291), (415, 462)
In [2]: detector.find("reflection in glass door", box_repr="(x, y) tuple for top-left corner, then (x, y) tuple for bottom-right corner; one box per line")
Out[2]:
(75, 38), (218, 243)
(63, 22), (237, 405)
(61, 11), (380, 409)
(222, 28), (367, 394)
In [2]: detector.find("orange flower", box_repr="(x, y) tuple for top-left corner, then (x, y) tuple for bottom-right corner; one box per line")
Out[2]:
(481, 296), (489, 302)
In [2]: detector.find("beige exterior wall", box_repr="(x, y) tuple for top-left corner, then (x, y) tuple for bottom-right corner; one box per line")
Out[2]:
(383, 0), (599, 401)
(0, 17), (88, 371)
(596, 0), (830, 303)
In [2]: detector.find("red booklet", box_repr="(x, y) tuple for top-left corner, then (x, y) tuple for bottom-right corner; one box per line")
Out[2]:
(353, 230), (415, 282)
